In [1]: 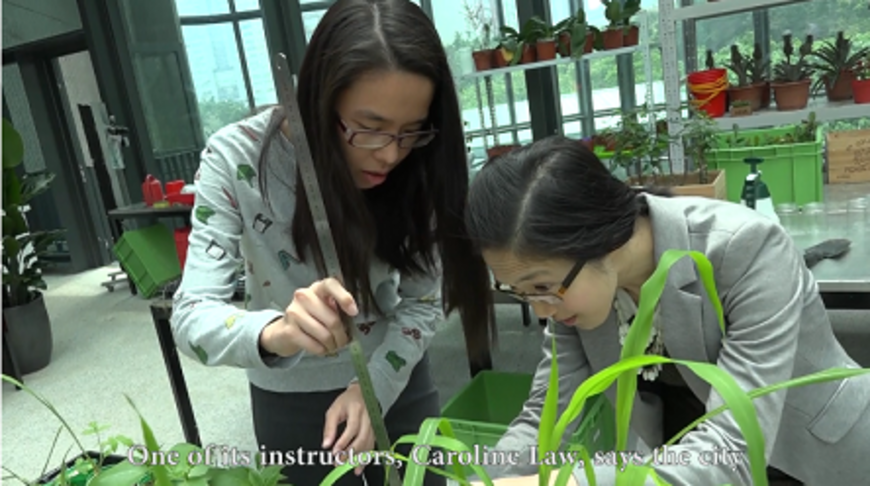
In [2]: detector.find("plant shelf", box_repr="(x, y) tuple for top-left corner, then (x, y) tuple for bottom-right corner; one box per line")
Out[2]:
(712, 99), (869, 131)
(669, 0), (809, 21)
(458, 46), (641, 81)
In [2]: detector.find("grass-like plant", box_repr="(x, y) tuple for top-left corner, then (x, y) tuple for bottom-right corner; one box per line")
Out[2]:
(1, 375), (287, 486)
(321, 249), (870, 486)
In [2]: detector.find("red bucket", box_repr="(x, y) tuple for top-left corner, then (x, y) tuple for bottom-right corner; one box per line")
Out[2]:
(687, 68), (729, 118)
(174, 226), (192, 271)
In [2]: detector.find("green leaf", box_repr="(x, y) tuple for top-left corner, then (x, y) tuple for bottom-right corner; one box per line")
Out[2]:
(392, 434), (495, 486)
(3, 119), (24, 169)
(124, 395), (172, 486)
(19, 170), (57, 205)
(537, 336), (561, 486)
(88, 461), (150, 486)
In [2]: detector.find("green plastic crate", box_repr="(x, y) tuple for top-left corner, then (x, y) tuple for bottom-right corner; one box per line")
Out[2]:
(707, 125), (824, 206)
(112, 224), (181, 298)
(440, 371), (616, 477)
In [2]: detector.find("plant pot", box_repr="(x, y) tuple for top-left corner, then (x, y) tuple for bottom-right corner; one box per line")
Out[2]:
(602, 28), (624, 50)
(772, 79), (811, 111)
(487, 145), (520, 159)
(824, 70), (856, 101)
(730, 104), (753, 117)
(853, 78), (870, 104)
(624, 25), (639, 46)
(3, 292), (53, 375)
(579, 138), (595, 152)
(558, 32), (572, 57)
(758, 81), (772, 109)
(536, 39), (557, 61)
(584, 32), (595, 53)
(494, 48), (510, 68)
(37, 452), (129, 484)
(472, 49), (494, 71)
(520, 44), (536, 64)
(631, 170), (727, 200)
(727, 84), (764, 111)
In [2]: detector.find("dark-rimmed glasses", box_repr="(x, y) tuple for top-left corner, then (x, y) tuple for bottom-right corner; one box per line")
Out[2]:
(493, 261), (585, 305)
(338, 119), (438, 150)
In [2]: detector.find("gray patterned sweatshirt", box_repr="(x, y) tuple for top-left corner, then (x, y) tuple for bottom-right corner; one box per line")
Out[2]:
(170, 107), (444, 414)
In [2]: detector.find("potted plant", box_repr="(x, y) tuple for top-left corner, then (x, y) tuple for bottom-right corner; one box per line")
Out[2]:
(852, 53), (870, 104)
(497, 19), (539, 66)
(2, 119), (65, 376)
(678, 107), (726, 198)
(555, 9), (593, 58)
(529, 16), (557, 61)
(746, 42), (772, 109)
(621, 0), (642, 46)
(471, 24), (495, 71)
(811, 31), (870, 101)
(771, 33), (815, 111)
(600, 0), (625, 50)
(2, 375), (289, 486)
(320, 251), (870, 486)
(725, 45), (765, 111)
(730, 99), (753, 117)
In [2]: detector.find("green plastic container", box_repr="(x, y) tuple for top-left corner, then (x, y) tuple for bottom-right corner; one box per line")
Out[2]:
(439, 371), (615, 477)
(112, 224), (181, 298)
(707, 125), (824, 206)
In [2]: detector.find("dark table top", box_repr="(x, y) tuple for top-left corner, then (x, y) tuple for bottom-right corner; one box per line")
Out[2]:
(107, 202), (192, 219)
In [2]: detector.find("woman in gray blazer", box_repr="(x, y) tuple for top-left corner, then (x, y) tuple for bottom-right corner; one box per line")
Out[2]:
(462, 135), (870, 486)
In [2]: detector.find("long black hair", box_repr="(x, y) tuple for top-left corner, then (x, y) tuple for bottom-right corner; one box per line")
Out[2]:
(257, 0), (495, 360)
(465, 135), (667, 268)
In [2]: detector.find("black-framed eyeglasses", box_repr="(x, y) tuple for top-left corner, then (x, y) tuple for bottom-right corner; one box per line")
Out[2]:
(493, 261), (585, 305)
(338, 119), (438, 150)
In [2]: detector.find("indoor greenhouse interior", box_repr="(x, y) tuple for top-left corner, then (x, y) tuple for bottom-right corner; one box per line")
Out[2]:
(2, 0), (869, 485)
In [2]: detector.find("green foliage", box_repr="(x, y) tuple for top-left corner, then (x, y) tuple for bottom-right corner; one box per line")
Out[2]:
(0, 375), (289, 486)
(679, 108), (719, 183)
(773, 33), (815, 82)
(811, 31), (870, 92)
(318, 251), (870, 486)
(2, 119), (65, 309)
(197, 98), (251, 139)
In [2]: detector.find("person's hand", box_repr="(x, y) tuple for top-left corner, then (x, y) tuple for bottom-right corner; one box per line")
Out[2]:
(259, 277), (358, 357)
(471, 474), (577, 486)
(323, 383), (374, 475)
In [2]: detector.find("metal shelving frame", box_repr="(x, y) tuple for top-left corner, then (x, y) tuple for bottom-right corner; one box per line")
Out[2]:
(461, 9), (656, 153)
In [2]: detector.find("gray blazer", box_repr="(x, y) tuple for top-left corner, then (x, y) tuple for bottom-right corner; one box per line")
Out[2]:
(490, 194), (870, 486)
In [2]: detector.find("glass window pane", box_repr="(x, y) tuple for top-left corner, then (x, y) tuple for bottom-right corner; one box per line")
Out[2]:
(175, 0), (229, 17)
(239, 19), (276, 106)
(303, 10), (327, 42)
(234, 0), (260, 12)
(181, 23), (251, 138)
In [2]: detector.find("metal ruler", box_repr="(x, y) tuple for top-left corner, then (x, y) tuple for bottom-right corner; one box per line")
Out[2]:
(273, 54), (401, 485)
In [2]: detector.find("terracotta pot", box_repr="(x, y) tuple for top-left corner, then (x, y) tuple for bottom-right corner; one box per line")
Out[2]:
(602, 28), (624, 50)
(772, 79), (811, 111)
(558, 32), (571, 57)
(624, 25), (639, 46)
(584, 32), (595, 53)
(853, 78), (870, 104)
(536, 39), (557, 61)
(759, 81), (772, 109)
(727, 84), (764, 111)
(520, 44), (536, 64)
(825, 70), (856, 101)
(487, 145), (520, 159)
(494, 48), (510, 68)
(579, 138), (595, 152)
(472, 49), (494, 71)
